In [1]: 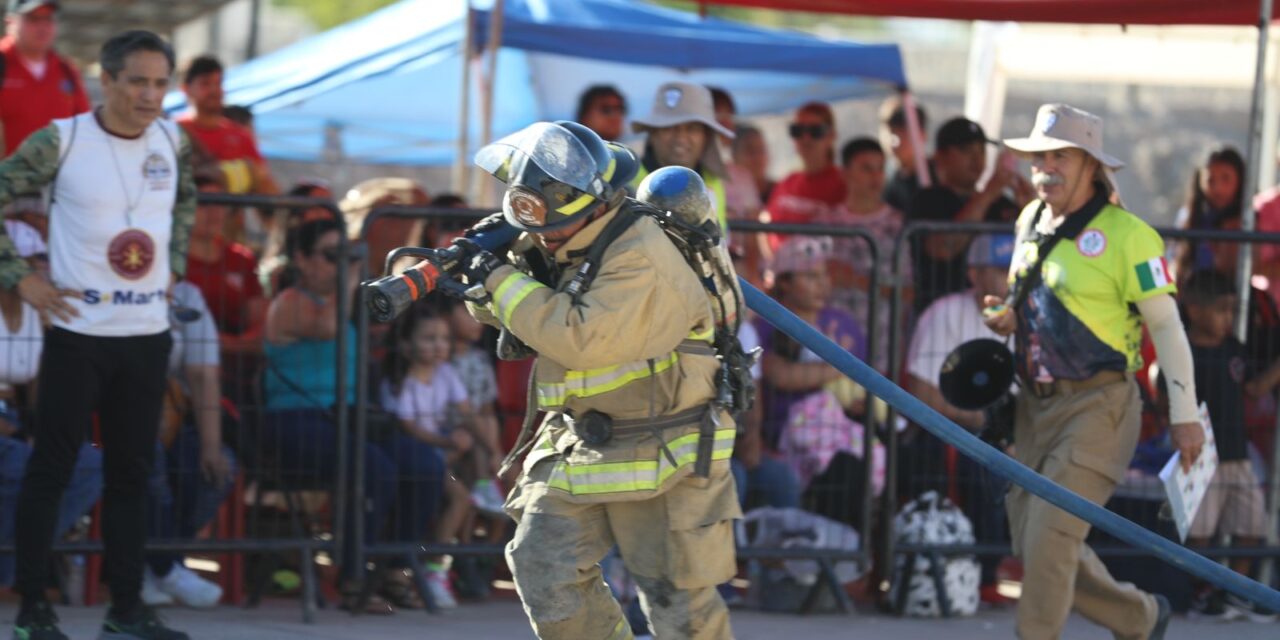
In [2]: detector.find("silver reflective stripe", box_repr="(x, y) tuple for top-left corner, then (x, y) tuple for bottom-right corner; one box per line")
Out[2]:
(536, 351), (679, 409)
(547, 429), (735, 495)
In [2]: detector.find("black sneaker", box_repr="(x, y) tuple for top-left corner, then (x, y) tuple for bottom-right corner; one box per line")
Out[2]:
(11, 601), (68, 640)
(1224, 592), (1279, 623)
(98, 605), (190, 640)
(1189, 588), (1238, 621)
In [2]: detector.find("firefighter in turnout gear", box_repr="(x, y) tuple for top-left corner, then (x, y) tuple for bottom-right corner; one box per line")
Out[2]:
(460, 121), (742, 639)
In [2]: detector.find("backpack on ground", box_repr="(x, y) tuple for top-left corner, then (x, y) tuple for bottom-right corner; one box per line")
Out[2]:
(889, 490), (981, 617)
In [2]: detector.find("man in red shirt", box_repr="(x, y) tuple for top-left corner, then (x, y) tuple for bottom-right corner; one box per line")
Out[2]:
(177, 54), (277, 196)
(765, 102), (846, 228)
(185, 174), (265, 339)
(0, 0), (90, 157)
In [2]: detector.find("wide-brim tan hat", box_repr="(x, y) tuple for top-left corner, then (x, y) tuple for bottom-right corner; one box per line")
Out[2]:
(1004, 103), (1124, 170)
(632, 81), (734, 139)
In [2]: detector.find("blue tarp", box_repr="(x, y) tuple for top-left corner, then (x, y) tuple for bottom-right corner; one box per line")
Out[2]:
(164, 0), (907, 165)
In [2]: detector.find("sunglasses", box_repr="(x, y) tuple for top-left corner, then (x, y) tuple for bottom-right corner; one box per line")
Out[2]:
(320, 247), (359, 264)
(788, 123), (829, 139)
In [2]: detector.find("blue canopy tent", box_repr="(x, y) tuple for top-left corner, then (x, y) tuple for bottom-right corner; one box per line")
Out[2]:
(164, 0), (908, 166)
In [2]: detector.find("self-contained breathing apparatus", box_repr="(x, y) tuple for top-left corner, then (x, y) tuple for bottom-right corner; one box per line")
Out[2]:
(547, 165), (758, 477)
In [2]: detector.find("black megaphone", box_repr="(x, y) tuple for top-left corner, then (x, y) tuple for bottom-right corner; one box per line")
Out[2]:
(939, 338), (1016, 411)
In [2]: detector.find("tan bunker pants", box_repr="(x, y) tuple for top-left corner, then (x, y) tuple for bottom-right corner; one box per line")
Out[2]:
(504, 458), (740, 640)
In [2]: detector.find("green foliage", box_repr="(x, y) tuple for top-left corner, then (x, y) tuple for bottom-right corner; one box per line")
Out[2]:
(271, 0), (403, 30)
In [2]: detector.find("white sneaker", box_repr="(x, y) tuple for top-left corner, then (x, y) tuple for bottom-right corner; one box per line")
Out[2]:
(471, 479), (506, 517)
(141, 569), (175, 606)
(156, 565), (223, 608)
(1225, 592), (1279, 623)
(426, 569), (458, 609)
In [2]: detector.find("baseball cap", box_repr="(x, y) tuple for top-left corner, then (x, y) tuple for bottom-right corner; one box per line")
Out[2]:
(7, 0), (58, 15)
(966, 233), (1014, 269)
(4, 219), (46, 258)
(936, 117), (995, 151)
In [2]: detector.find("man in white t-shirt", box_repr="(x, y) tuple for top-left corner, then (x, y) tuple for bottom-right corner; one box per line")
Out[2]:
(903, 232), (1015, 606)
(0, 30), (195, 640)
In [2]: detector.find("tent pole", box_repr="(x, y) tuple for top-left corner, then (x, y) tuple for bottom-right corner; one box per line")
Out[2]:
(1240, 0), (1280, 589)
(1238, 0), (1271, 340)
(454, 5), (476, 195)
(901, 89), (931, 188)
(246, 0), (262, 60)
(471, 0), (505, 207)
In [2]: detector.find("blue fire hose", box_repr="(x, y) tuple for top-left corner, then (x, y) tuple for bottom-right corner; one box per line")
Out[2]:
(364, 221), (1280, 611)
(741, 282), (1280, 612)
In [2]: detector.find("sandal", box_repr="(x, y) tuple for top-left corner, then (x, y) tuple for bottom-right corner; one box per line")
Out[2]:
(339, 579), (397, 615)
(379, 570), (427, 610)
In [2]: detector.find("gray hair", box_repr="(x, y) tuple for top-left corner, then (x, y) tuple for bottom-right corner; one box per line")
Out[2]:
(99, 30), (174, 79)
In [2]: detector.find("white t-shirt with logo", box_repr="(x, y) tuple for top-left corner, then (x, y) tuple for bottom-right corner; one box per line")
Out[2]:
(906, 290), (1007, 387)
(48, 113), (179, 337)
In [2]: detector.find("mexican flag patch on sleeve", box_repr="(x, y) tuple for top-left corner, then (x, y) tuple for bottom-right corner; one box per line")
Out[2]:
(1136, 256), (1171, 292)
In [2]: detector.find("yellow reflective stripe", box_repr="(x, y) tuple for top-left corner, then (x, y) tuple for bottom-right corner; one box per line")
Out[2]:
(687, 326), (714, 342)
(537, 382), (566, 408)
(492, 271), (546, 326)
(546, 429), (735, 495)
(606, 618), (633, 640)
(602, 156), (617, 183)
(555, 193), (595, 215)
(537, 352), (680, 409)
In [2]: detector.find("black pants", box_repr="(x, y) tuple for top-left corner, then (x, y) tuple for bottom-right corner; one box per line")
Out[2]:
(15, 328), (171, 613)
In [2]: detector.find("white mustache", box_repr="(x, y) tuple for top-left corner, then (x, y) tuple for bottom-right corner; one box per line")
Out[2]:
(1032, 173), (1064, 188)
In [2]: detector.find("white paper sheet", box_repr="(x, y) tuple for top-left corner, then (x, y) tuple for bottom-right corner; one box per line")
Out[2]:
(1159, 402), (1219, 543)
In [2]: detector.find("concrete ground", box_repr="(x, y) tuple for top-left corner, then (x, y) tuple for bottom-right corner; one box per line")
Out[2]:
(2, 596), (1277, 639)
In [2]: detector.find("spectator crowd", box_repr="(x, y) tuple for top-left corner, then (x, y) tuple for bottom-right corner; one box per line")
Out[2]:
(2, 3), (1280, 629)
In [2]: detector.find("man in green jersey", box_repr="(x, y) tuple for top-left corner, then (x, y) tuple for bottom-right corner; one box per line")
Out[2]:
(985, 104), (1200, 640)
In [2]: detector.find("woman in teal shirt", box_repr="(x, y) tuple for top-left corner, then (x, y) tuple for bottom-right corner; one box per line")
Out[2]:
(262, 219), (397, 607)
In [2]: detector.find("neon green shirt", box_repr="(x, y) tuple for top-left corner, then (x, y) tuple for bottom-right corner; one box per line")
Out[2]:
(1010, 196), (1175, 381)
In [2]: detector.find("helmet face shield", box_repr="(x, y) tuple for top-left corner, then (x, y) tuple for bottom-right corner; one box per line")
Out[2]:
(475, 123), (608, 198)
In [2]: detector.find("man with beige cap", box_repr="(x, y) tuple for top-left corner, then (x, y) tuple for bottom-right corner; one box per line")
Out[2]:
(631, 81), (733, 231)
(984, 103), (1199, 639)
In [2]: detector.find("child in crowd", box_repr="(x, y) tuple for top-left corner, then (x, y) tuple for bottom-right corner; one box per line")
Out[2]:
(381, 301), (474, 607)
(381, 300), (505, 606)
(814, 136), (910, 371)
(1180, 270), (1278, 622)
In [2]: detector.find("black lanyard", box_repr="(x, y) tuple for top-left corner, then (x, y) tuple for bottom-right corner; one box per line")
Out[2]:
(1007, 190), (1108, 312)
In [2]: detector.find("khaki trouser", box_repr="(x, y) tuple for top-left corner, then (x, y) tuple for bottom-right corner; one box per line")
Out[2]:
(504, 457), (740, 640)
(1006, 375), (1158, 640)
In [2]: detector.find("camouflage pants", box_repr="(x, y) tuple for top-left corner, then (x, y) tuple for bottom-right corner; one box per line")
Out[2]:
(504, 458), (740, 639)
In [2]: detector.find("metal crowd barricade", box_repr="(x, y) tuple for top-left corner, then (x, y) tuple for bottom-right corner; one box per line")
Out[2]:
(883, 220), (1280, 605)
(724, 219), (888, 614)
(881, 220), (1014, 604)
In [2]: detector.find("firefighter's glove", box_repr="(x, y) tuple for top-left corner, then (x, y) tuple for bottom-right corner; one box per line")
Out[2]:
(460, 246), (505, 288)
(465, 212), (508, 239)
